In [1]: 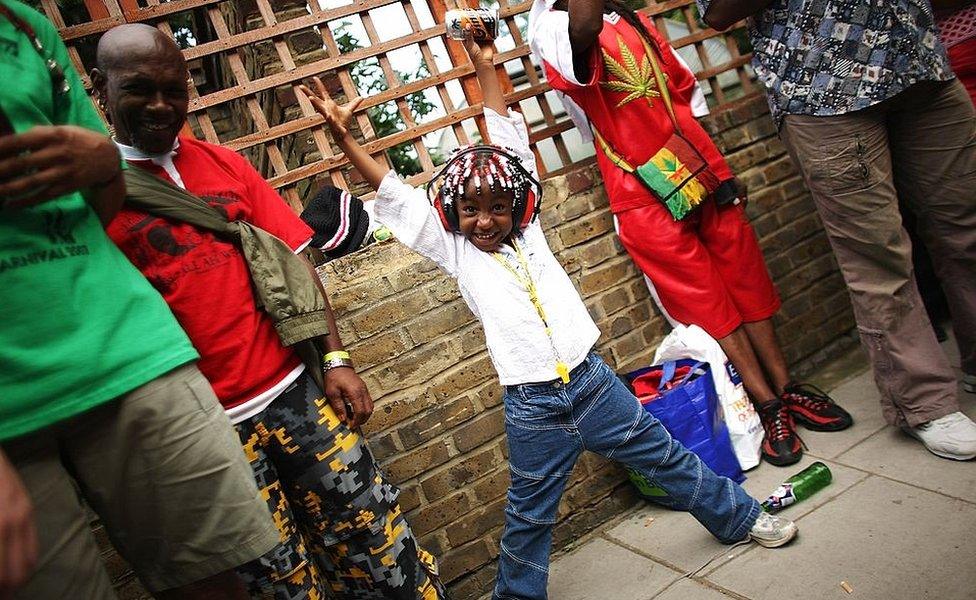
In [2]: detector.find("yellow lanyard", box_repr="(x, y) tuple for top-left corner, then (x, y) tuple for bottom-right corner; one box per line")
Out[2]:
(492, 240), (571, 383)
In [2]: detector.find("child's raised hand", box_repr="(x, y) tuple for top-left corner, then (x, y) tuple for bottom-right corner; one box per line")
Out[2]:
(454, 26), (505, 114)
(299, 76), (363, 138)
(460, 31), (495, 67)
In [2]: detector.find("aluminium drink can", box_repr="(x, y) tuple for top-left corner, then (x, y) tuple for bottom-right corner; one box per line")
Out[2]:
(445, 8), (499, 42)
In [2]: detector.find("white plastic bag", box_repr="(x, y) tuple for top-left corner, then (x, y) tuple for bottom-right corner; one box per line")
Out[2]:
(653, 324), (763, 470)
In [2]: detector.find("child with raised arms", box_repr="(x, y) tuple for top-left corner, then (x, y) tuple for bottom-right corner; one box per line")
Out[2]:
(300, 34), (797, 600)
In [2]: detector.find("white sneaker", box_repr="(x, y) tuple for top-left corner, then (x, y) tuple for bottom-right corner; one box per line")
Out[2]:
(749, 511), (798, 548)
(905, 412), (976, 461)
(963, 374), (975, 394)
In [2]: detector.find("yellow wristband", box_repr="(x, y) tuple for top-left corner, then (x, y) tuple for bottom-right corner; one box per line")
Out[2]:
(323, 350), (351, 362)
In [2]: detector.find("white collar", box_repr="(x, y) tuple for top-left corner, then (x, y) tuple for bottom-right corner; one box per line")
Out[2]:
(114, 137), (181, 162)
(115, 137), (186, 189)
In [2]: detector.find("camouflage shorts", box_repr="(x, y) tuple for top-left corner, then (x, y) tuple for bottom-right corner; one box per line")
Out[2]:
(235, 371), (444, 600)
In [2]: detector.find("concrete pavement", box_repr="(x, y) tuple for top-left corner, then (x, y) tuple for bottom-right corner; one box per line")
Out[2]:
(545, 335), (976, 600)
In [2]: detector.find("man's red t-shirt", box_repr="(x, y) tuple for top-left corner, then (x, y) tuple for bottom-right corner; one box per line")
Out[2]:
(108, 137), (313, 412)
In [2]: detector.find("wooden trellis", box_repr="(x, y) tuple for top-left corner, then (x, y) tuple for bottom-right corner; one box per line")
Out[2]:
(40, 0), (753, 207)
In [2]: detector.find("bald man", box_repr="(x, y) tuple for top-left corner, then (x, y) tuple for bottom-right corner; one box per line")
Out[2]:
(0, 3), (279, 600)
(92, 24), (444, 600)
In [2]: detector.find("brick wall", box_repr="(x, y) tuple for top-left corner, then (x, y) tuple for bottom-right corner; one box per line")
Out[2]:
(95, 93), (857, 598)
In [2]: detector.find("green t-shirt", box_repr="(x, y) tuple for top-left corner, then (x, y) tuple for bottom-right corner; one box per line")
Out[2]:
(0, 0), (198, 441)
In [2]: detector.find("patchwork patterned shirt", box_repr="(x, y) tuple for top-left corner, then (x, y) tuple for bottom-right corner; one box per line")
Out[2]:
(697, 0), (954, 125)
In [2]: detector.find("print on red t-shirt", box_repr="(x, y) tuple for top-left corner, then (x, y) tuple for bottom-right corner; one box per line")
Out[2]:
(108, 137), (314, 410)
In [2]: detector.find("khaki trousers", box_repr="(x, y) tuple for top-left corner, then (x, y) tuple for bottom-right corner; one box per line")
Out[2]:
(3, 364), (278, 599)
(779, 79), (976, 427)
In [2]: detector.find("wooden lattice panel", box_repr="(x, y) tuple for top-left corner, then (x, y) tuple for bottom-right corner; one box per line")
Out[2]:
(40, 0), (753, 207)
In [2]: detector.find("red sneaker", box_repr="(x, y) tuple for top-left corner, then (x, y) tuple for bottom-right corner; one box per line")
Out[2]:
(759, 399), (803, 466)
(782, 383), (854, 432)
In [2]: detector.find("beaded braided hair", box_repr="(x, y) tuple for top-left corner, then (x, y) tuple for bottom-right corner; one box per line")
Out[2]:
(427, 144), (540, 233)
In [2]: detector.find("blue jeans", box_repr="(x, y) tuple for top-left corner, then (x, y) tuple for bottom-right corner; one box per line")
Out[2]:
(493, 353), (760, 600)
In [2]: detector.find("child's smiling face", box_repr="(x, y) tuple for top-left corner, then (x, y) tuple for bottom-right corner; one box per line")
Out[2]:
(457, 178), (515, 252)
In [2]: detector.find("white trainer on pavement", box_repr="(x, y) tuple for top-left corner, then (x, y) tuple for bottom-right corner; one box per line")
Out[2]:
(749, 512), (798, 548)
(905, 412), (976, 461)
(963, 374), (975, 394)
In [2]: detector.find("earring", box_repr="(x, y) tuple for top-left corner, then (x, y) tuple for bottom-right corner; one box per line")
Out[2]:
(95, 95), (116, 137)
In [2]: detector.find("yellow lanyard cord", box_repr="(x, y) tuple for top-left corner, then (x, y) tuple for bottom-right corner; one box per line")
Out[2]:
(492, 240), (571, 383)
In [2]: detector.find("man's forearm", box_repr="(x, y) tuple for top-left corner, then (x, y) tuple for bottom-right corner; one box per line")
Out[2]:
(556, 0), (605, 85)
(304, 252), (373, 427)
(304, 256), (346, 354)
(319, 296), (345, 355)
(701, 0), (775, 31)
(567, 0), (605, 52)
(85, 170), (125, 227)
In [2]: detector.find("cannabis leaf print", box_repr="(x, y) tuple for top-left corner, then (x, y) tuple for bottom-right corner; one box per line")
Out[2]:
(600, 34), (660, 108)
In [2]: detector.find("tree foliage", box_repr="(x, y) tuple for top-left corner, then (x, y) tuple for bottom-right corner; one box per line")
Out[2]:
(334, 21), (441, 175)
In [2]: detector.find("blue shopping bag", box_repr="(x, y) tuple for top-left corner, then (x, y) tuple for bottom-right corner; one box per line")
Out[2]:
(624, 359), (744, 502)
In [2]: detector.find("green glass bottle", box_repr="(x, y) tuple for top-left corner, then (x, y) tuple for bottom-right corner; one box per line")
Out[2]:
(761, 461), (832, 512)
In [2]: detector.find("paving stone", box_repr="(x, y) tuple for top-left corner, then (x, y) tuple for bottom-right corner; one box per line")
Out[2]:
(604, 458), (865, 575)
(836, 420), (976, 502)
(548, 538), (677, 600)
(651, 578), (740, 600)
(801, 370), (889, 460)
(706, 476), (976, 600)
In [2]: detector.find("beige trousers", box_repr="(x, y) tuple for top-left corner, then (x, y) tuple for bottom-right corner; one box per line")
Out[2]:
(779, 79), (976, 427)
(3, 364), (278, 598)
